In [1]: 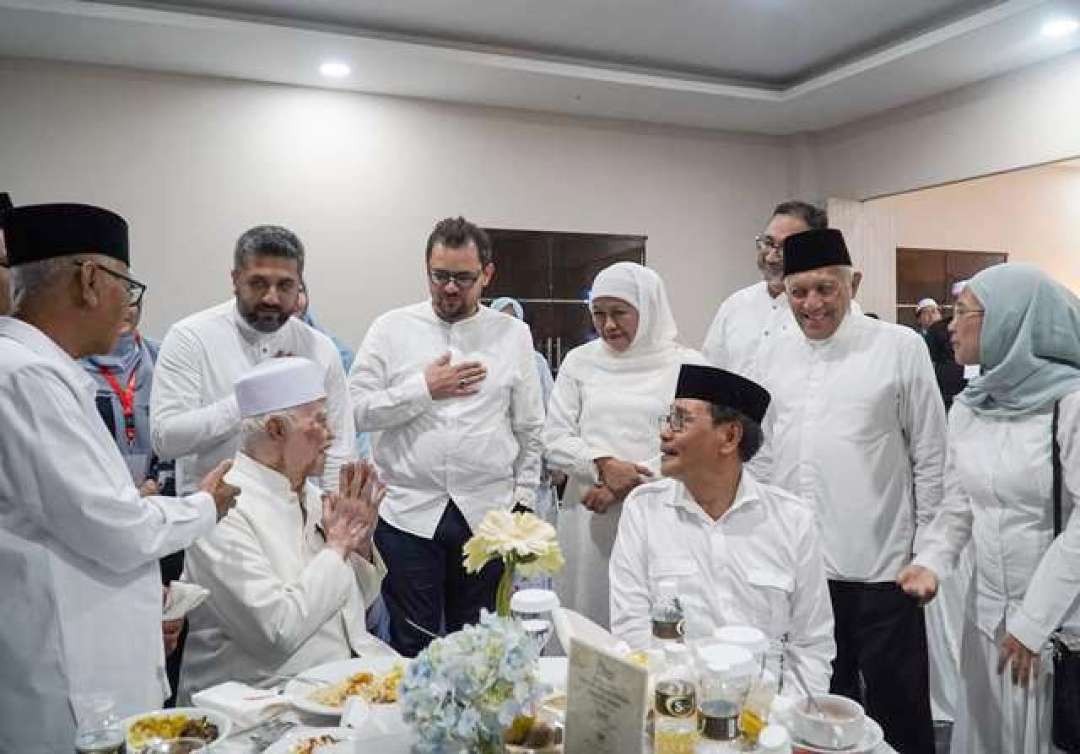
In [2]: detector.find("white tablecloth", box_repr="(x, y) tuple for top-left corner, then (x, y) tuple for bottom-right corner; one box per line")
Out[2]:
(210, 644), (898, 754)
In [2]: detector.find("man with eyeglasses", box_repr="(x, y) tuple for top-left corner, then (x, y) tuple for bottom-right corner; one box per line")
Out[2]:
(151, 225), (355, 497)
(702, 201), (827, 378)
(348, 215), (544, 657)
(0, 203), (239, 750)
(753, 228), (946, 753)
(609, 363), (835, 693)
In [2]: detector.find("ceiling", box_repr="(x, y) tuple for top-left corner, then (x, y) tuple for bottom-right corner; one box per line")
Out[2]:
(1, 0), (1079, 134)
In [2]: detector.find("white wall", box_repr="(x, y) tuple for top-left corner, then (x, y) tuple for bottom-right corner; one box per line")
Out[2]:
(0, 58), (791, 349)
(808, 49), (1080, 201)
(872, 163), (1080, 292)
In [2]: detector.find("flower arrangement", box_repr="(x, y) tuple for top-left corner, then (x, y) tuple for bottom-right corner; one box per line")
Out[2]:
(463, 509), (565, 616)
(400, 611), (551, 754)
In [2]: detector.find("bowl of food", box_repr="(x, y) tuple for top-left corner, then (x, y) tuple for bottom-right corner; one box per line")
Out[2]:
(123, 707), (231, 751)
(790, 694), (865, 750)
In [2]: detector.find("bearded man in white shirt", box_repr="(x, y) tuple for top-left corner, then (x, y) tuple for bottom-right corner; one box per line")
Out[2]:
(0, 204), (238, 752)
(151, 225), (355, 496)
(702, 201), (827, 378)
(754, 228), (946, 754)
(349, 216), (545, 657)
(180, 357), (386, 699)
(610, 364), (836, 694)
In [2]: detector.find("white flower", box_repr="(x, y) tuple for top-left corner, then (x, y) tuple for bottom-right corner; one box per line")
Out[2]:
(462, 509), (564, 575)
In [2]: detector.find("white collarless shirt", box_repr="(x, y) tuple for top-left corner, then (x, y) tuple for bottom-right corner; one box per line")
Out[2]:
(348, 301), (544, 538)
(754, 311), (946, 582)
(180, 452), (385, 699)
(915, 392), (1080, 651)
(0, 317), (217, 751)
(609, 473), (836, 695)
(702, 281), (792, 378)
(151, 300), (355, 495)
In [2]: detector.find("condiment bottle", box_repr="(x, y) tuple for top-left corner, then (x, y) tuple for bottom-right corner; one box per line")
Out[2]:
(654, 644), (698, 754)
(652, 579), (685, 649)
(694, 699), (740, 754)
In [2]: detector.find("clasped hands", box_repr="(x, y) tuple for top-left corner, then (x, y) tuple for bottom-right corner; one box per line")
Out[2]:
(897, 563), (1041, 689)
(321, 460), (387, 562)
(582, 457), (653, 514)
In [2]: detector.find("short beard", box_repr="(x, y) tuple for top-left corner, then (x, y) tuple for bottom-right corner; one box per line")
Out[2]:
(239, 303), (289, 333)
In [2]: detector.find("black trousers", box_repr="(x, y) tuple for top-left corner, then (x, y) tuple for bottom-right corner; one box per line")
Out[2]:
(828, 580), (935, 754)
(374, 501), (503, 658)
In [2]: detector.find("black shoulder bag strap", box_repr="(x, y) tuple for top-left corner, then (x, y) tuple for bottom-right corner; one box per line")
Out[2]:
(1051, 400), (1080, 754)
(1054, 400), (1063, 539)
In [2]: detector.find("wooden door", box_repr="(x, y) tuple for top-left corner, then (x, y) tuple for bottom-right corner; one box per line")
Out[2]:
(484, 228), (646, 373)
(896, 247), (1007, 327)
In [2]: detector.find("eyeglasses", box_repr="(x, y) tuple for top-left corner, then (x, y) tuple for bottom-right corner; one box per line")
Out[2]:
(658, 408), (695, 433)
(428, 269), (482, 288)
(755, 235), (782, 253)
(75, 261), (147, 306)
(953, 305), (985, 318)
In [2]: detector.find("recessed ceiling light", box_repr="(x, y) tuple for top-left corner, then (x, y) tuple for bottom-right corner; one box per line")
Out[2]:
(319, 62), (351, 78)
(1042, 18), (1079, 38)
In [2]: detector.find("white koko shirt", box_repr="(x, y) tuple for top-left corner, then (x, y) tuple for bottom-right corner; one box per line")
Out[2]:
(702, 281), (793, 378)
(914, 391), (1080, 651)
(754, 311), (947, 582)
(151, 300), (355, 495)
(609, 473), (836, 695)
(180, 452), (385, 699)
(348, 301), (544, 538)
(0, 318), (218, 752)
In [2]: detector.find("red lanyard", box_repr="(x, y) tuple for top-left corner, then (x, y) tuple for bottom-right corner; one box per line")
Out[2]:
(97, 361), (140, 445)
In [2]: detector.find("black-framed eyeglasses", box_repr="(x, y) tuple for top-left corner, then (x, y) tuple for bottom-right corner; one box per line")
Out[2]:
(428, 268), (482, 288)
(75, 261), (147, 306)
(755, 234), (782, 253)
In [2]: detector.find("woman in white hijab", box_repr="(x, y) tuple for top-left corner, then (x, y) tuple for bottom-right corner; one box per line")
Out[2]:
(899, 263), (1080, 754)
(543, 261), (703, 628)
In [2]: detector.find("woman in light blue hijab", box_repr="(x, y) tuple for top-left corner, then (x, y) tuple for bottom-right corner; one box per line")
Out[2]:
(899, 263), (1080, 754)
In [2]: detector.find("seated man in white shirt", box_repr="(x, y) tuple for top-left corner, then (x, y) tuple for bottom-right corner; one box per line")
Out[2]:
(610, 364), (835, 694)
(179, 357), (387, 700)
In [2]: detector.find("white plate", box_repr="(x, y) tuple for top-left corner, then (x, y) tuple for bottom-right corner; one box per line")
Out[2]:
(122, 706), (232, 751)
(791, 718), (885, 754)
(284, 656), (404, 717)
(262, 726), (360, 754)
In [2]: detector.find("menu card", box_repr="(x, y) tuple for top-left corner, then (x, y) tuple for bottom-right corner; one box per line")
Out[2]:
(564, 638), (647, 754)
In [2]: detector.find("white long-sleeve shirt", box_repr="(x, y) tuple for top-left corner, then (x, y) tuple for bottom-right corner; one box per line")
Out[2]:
(702, 281), (793, 378)
(348, 301), (544, 538)
(754, 311), (946, 582)
(610, 473), (836, 695)
(180, 452), (385, 699)
(0, 317), (218, 752)
(151, 300), (355, 494)
(914, 391), (1080, 651)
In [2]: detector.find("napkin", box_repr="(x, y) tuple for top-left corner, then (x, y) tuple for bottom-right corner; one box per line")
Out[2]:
(552, 607), (628, 657)
(163, 582), (209, 621)
(190, 681), (288, 728)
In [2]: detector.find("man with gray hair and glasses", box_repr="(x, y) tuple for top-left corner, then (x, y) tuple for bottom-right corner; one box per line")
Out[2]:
(0, 204), (238, 750)
(702, 200), (828, 379)
(348, 215), (544, 657)
(152, 225), (354, 496)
